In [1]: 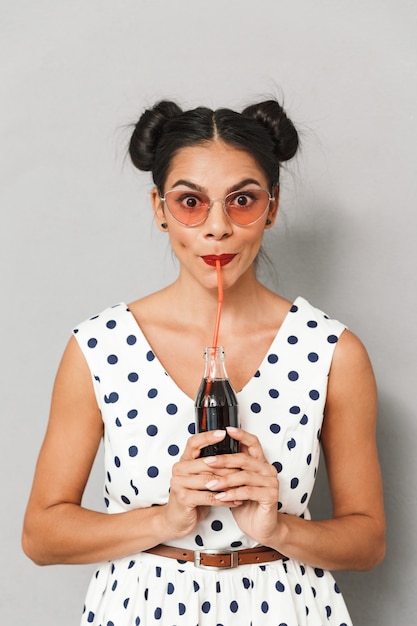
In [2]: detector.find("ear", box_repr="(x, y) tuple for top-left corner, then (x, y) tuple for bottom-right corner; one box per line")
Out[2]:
(265, 185), (279, 229)
(151, 187), (168, 232)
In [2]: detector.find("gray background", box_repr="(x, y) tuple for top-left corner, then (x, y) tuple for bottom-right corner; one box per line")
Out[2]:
(1, 1), (416, 624)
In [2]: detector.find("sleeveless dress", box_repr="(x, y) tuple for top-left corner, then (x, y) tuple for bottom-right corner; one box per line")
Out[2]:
(74, 297), (353, 626)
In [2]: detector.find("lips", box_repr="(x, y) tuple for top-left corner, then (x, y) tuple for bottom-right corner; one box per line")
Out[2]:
(201, 254), (237, 267)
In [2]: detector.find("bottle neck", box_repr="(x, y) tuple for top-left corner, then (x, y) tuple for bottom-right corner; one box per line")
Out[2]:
(203, 346), (228, 381)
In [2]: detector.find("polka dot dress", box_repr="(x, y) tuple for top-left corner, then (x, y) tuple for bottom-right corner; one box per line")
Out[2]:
(74, 297), (352, 625)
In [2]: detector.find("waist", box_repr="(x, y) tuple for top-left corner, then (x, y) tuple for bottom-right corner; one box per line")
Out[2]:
(144, 544), (286, 570)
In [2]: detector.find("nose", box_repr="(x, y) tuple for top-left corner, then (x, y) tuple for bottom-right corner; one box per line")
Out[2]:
(203, 198), (232, 240)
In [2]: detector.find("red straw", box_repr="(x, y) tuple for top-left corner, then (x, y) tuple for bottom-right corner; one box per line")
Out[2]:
(212, 259), (224, 350)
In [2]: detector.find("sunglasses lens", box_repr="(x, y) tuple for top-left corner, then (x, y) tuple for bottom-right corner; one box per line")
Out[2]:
(225, 189), (270, 225)
(164, 191), (209, 225)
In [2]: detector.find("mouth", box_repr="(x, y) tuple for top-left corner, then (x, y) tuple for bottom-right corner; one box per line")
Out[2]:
(201, 254), (237, 267)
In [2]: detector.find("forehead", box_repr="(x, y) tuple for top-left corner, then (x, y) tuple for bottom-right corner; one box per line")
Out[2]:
(164, 141), (268, 190)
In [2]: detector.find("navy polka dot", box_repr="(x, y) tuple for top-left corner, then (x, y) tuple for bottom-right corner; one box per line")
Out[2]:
(106, 320), (117, 329)
(288, 370), (299, 381)
(104, 392), (119, 404)
(287, 335), (298, 344)
(230, 601), (239, 613)
(126, 335), (137, 345)
(211, 520), (223, 531)
(270, 423), (281, 434)
(147, 466), (159, 478)
(273, 461), (283, 473)
(128, 372), (139, 382)
(202, 602), (211, 614)
(291, 477), (299, 489)
(307, 320), (318, 328)
(87, 338), (97, 348)
(308, 352), (319, 362)
(327, 334), (338, 343)
(269, 388), (279, 398)
(146, 350), (155, 360)
(300, 414), (308, 425)
(168, 444), (180, 456)
(267, 353), (278, 363)
(275, 580), (285, 592)
(178, 603), (186, 615)
(108, 354), (118, 364)
(166, 403), (178, 415)
(251, 402), (261, 413)
(309, 389), (320, 400)
(127, 409), (138, 419)
(289, 405), (301, 414)
(287, 438), (296, 450)
(128, 446), (138, 457)
(290, 304), (298, 312)
(146, 425), (158, 436)
(148, 388), (158, 398)
(261, 601), (269, 613)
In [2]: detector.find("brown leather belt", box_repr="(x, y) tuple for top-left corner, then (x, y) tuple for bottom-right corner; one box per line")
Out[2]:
(144, 544), (285, 570)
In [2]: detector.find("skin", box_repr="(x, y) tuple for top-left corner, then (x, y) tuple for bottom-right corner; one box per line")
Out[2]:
(22, 140), (385, 571)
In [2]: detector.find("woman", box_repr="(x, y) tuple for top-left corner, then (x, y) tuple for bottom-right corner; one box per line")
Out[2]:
(23, 99), (385, 625)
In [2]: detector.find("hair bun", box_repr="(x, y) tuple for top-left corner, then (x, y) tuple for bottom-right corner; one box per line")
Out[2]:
(129, 100), (183, 171)
(242, 100), (299, 162)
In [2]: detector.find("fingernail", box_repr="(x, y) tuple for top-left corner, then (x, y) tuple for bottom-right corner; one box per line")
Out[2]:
(213, 430), (226, 438)
(205, 480), (218, 489)
(203, 456), (217, 465)
(226, 426), (238, 433)
(214, 492), (227, 500)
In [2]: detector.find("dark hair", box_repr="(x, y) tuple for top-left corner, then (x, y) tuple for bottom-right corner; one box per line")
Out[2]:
(128, 99), (299, 192)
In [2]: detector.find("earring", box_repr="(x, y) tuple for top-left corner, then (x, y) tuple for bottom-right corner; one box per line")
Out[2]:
(161, 223), (168, 229)
(265, 219), (272, 225)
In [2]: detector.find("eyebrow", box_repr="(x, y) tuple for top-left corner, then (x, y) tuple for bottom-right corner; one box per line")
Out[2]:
(170, 178), (264, 194)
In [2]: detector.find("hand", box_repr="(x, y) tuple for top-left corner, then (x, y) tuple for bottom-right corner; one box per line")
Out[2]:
(163, 430), (242, 540)
(204, 427), (280, 545)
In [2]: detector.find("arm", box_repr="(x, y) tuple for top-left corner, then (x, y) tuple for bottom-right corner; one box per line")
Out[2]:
(205, 330), (386, 571)
(22, 337), (239, 565)
(22, 336), (171, 565)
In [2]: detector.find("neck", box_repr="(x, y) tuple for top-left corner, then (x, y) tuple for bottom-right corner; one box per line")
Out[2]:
(166, 265), (268, 334)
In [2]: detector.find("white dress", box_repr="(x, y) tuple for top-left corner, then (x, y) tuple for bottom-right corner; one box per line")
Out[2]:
(74, 297), (353, 626)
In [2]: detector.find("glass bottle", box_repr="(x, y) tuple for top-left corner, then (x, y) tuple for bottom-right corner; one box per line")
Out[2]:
(195, 346), (239, 457)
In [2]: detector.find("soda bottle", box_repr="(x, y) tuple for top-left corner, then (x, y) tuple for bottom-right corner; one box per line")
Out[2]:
(195, 346), (239, 456)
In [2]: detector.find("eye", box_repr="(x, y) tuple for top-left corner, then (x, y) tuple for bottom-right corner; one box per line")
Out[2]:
(177, 193), (207, 210)
(227, 191), (257, 209)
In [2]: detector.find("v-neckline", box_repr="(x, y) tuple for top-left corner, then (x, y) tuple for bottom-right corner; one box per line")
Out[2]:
(121, 297), (302, 402)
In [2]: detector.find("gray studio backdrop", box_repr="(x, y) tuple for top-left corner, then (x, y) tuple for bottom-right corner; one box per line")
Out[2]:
(1, 1), (416, 624)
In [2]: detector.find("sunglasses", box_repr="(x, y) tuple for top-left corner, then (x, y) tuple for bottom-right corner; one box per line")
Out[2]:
(159, 188), (274, 227)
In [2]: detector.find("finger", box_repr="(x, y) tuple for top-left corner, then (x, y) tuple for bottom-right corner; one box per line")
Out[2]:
(180, 430), (226, 461)
(203, 451), (274, 476)
(225, 427), (267, 460)
(214, 482), (279, 505)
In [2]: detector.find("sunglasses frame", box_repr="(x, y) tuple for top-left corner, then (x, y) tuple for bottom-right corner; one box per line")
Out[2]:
(159, 188), (275, 227)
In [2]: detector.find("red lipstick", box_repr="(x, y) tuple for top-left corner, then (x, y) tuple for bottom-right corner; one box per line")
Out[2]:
(201, 254), (236, 267)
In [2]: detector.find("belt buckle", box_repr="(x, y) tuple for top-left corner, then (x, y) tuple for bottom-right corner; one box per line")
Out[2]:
(194, 549), (239, 570)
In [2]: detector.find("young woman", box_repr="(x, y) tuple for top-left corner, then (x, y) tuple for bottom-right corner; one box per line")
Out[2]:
(23, 99), (385, 625)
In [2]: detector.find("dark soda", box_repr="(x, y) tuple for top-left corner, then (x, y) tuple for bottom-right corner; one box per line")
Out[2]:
(195, 378), (239, 456)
